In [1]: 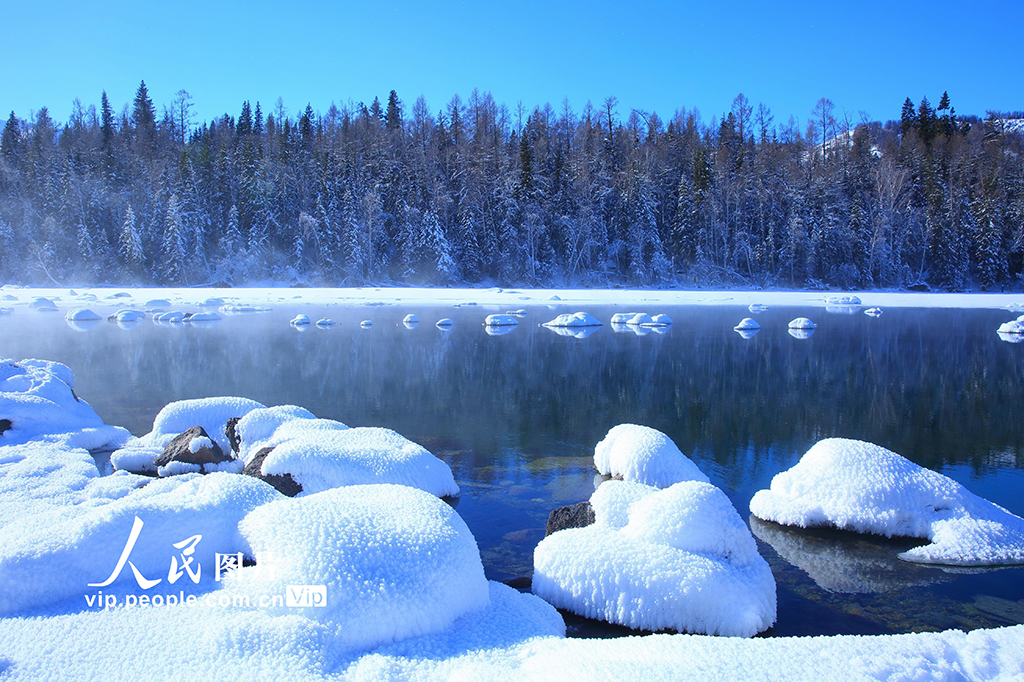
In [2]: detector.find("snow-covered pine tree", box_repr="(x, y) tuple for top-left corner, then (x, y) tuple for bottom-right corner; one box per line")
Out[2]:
(162, 194), (187, 283)
(119, 205), (145, 275)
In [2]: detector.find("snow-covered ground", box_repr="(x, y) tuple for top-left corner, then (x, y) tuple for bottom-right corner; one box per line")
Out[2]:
(4, 284), (1024, 311)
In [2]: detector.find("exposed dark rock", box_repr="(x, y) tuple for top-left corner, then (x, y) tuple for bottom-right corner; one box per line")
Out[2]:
(153, 426), (232, 470)
(907, 282), (930, 292)
(545, 500), (595, 537)
(242, 446), (303, 497)
(503, 576), (533, 591)
(225, 417), (242, 455)
(0, 419), (11, 436)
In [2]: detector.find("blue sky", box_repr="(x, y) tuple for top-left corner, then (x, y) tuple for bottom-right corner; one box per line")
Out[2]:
(4, 0), (1022, 130)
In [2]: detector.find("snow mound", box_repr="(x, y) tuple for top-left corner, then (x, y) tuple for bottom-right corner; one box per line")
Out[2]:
(0, 472), (281, 615)
(788, 317), (815, 330)
(611, 312), (640, 324)
(734, 317), (760, 330)
(997, 319), (1024, 334)
(436, 318), (453, 328)
(228, 484), (488, 650)
(533, 480), (776, 637)
(594, 424), (709, 488)
(360, 320), (373, 328)
(111, 397), (265, 473)
(750, 438), (1024, 566)
(484, 314), (518, 327)
(235, 404), (318, 464)
(748, 304), (769, 313)
(290, 314), (311, 326)
(315, 318), (335, 327)
(403, 314), (419, 324)
(186, 311), (221, 322)
(116, 309), (145, 322)
(0, 357), (129, 449)
(258, 425), (459, 498)
(590, 480), (659, 528)
(542, 312), (602, 327)
(145, 299), (171, 307)
(65, 308), (101, 321)
(646, 313), (673, 326)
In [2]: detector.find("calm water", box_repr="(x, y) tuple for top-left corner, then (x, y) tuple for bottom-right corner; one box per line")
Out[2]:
(4, 301), (1024, 637)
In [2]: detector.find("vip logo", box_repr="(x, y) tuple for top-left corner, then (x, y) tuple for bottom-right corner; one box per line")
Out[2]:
(286, 585), (327, 608)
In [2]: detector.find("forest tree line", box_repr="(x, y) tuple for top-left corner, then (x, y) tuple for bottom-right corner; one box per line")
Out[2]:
(0, 82), (1022, 290)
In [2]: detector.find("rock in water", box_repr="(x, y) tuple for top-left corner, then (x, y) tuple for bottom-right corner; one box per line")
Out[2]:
(545, 501), (596, 536)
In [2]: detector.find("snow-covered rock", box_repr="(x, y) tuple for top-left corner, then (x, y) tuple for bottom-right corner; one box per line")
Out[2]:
(748, 304), (769, 313)
(29, 297), (57, 311)
(734, 317), (760, 330)
(290, 314), (311, 326)
(145, 299), (172, 308)
(533, 479), (776, 637)
(219, 304), (271, 314)
(403, 314), (419, 324)
(997, 319), (1024, 334)
(826, 295), (862, 306)
(594, 424), (709, 488)
(865, 307), (883, 317)
(185, 311), (221, 322)
(235, 404), (318, 463)
(750, 438), (1024, 566)
(788, 317), (815, 330)
(436, 318), (454, 329)
(253, 425), (459, 498)
(0, 358), (128, 449)
(360, 320), (373, 328)
(226, 484), (488, 650)
(111, 397), (265, 473)
(115, 309), (145, 322)
(484, 314), (519, 327)
(646, 313), (673, 326)
(611, 312), (641, 324)
(65, 308), (101, 321)
(542, 312), (602, 328)
(154, 311), (185, 322)
(315, 318), (335, 327)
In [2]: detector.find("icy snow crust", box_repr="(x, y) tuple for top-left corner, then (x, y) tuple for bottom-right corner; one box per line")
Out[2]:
(533, 479), (777, 637)
(750, 438), (1024, 566)
(594, 424), (709, 488)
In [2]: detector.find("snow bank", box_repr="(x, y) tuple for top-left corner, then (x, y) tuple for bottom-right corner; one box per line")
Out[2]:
(255, 425), (459, 498)
(0, 472), (280, 615)
(533, 480), (776, 637)
(542, 312), (602, 327)
(111, 397), (265, 473)
(750, 438), (1024, 566)
(0, 357), (129, 449)
(228, 484), (488, 650)
(593, 424), (709, 488)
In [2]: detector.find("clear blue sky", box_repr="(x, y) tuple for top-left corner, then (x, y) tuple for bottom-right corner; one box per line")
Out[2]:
(4, 0), (1022, 130)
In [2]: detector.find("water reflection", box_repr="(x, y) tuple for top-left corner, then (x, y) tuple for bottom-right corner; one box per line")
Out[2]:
(788, 328), (814, 340)
(749, 516), (960, 594)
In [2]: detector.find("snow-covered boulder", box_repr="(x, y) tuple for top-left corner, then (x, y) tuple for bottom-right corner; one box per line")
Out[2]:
(115, 309), (145, 322)
(403, 314), (419, 324)
(626, 313), (654, 326)
(315, 318), (335, 327)
(289, 314), (311, 326)
(154, 425), (236, 477)
(226, 484), (489, 651)
(533, 480), (776, 637)
(865, 307), (883, 317)
(250, 424), (459, 498)
(788, 317), (815, 330)
(29, 297), (57, 311)
(750, 438), (1024, 566)
(542, 312), (602, 327)
(154, 311), (186, 322)
(734, 317), (760, 330)
(997, 319), (1024, 334)
(0, 358), (128, 449)
(611, 312), (641, 324)
(65, 308), (101, 321)
(145, 299), (172, 308)
(111, 397), (265, 473)
(748, 304), (769, 313)
(360, 320), (373, 328)
(594, 424), (708, 488)
(484, 314), (519, 327)
(234, 405), (318, 463)
(646, 313), (673, 327)
(436, 318), (453, 329)
(185, 311), (221, 322)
